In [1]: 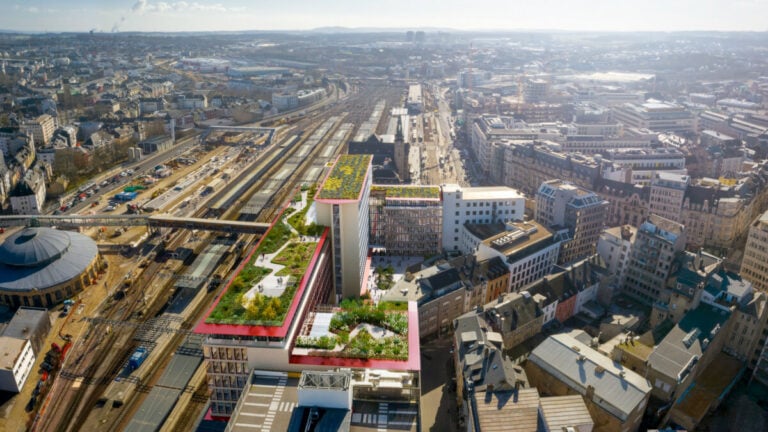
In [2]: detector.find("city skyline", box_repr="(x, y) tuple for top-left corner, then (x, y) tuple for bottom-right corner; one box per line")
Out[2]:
(1, 0), (767, 33)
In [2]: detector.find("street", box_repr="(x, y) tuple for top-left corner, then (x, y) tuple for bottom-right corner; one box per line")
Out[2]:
(420, 337), (460, 432)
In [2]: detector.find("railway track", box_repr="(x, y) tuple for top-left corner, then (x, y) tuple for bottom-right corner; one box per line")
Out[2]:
(32, 83), (404, 431)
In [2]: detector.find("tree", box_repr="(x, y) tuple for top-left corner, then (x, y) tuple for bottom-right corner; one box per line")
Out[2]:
(262, 305), (277, 321)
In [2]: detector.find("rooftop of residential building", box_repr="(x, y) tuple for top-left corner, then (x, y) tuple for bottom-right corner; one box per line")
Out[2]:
(647, 304), (731, 381)
(527, 331), (652, 421)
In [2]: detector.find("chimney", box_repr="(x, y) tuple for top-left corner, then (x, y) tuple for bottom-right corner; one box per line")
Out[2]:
(586, 385), (595, 400)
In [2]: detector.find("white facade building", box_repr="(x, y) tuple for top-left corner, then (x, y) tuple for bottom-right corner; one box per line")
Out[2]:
(441, 184), (525, 252)
(315, 155), (373, 301)
(596, 225), (636, 283)
(464, 220), (561, 293)
(0, 337), (34, 393)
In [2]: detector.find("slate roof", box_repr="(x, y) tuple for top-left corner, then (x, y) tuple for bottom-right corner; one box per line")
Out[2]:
(0, 228), (99, 291)
(527, 332), (651, 421)
(647, 304), (730, 381)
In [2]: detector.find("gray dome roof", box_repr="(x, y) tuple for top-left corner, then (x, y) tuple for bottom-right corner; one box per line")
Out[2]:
(0, 228), (99, 292)
(0, 228), (72, 267)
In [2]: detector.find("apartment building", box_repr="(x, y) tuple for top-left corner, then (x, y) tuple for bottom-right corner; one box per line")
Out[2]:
(597, 225), (636, 284)
(493, 140), (601, 195)
(21, 114), (56, 146)
(595, 178), (650, 228)
(535, 180), (608, 265)
(441, 184), (524, 252)
(525, 332), (652, 432)
(623, 215), (686, 305)
(381, 255), (510, 338)
(648, 172), (690, 223)
(741, 210), (768, 292)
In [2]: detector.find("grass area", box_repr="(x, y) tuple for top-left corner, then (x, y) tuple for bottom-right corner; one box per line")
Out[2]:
(273, 242), (318, 277)
(299, 299), (410, 360)
(206, 216), (299, 325)
(286, 184), (325, 236)
(378, 301), (409, 311)
(371, 185), (440, 199)
(206, 266), (270, 323)
(256, 220), (294, 255)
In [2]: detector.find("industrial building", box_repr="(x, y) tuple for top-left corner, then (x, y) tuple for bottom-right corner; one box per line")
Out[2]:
(0, 227), (105, 308)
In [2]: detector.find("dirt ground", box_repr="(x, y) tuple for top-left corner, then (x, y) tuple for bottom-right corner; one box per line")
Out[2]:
(0, 248), (131, 432)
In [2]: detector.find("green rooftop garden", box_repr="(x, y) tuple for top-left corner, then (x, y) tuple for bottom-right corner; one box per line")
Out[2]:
(287, 184), (325, 236)
(207, 216), (318, 326)
(371, 185), (440, 199)
(317, 155), (371, 200)
(296, 299), (409, 360)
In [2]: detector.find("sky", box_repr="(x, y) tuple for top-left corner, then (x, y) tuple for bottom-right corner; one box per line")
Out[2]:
(1, 0), (767, 33)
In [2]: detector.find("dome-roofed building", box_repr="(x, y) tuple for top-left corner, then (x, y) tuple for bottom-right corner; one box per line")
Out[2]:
(0, 227), (104, 308)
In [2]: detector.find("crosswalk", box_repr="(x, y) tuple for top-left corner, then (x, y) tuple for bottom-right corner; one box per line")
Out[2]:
(260, 375), (287, 431)
(349, 402), (418, 430)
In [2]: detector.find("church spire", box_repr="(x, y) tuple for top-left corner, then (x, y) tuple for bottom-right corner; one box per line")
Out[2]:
(395, 115), (404, 142)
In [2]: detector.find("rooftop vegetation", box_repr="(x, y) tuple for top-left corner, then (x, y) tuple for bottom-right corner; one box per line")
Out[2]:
(287, 184), (325, 236)
(371, 185), (440, 199)
(207, 216), (317, 326)
(317, 155), (370, 200)
(296, 299), (409, 360)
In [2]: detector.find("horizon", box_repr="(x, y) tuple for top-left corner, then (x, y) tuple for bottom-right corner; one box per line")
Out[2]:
(1, 0), (766, 33)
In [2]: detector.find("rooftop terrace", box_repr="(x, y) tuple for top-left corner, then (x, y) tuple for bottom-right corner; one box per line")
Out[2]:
(196, 208), (328, 338)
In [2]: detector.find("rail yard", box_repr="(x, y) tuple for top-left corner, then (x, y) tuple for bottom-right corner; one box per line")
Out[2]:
(25, 82), (407, 432)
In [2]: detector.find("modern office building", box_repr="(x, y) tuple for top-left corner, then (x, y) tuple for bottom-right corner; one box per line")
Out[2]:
(441, 184), (525, 252)
(623, 215), (686, 305)
(535, 180), (608, 265)
(741, 210), (768, 292)
(368, 185), (441, 256)
(611, 100), (695, 133)
(464, 220), (561, 293)
(315, 154), (373, 300)
(601, 148), (687, 186)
